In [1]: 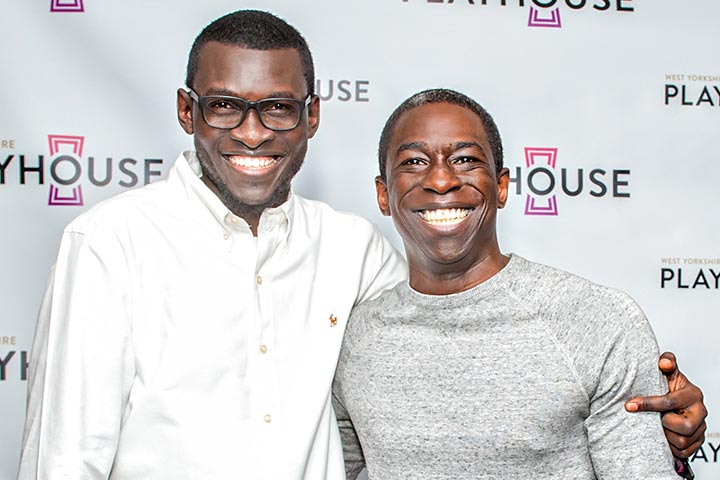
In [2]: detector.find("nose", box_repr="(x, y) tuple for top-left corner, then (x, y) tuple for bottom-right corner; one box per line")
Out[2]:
(228, 108), (274, 149)
(422, 161), (462, 194)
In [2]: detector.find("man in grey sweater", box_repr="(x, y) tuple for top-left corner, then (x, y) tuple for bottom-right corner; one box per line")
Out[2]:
(333, 89), (687, 479)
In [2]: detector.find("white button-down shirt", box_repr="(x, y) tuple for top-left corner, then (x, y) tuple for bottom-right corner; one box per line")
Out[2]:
(19, 151), (407, 480)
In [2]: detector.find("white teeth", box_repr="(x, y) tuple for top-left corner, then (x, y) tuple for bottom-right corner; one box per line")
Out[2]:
(228, 156), (276, 169)
(417, 208), (471, 225)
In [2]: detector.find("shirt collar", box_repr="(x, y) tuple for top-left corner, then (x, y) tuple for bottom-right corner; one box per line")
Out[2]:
(173, 150), (294, 243)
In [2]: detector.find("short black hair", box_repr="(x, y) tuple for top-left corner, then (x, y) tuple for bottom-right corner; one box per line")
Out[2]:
(186, 10), (315, 96)
(378, 88), (503, 180)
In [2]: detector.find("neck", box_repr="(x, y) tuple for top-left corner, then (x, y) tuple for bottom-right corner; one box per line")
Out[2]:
(235, 209), (262, 237)
(407, 243), (508, 295)
(200, 176), (269, 236)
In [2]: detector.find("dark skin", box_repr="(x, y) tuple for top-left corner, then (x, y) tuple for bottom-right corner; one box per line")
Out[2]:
(176, 43), (320, 235)
(378, 101), (706, 458)
(625, 352), (707, 458)
(376, 103), (510, 294)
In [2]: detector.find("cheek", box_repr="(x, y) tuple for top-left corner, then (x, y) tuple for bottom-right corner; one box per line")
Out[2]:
(193, 128), (221, 151)
(386, 185), (406, 218)
(388, 177), (416, 207)
(469, 177), (498, 200)
(389, 191), (417, 235)
(284, 130), (309, 152)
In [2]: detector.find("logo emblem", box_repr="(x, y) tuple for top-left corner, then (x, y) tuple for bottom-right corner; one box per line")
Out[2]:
(528, 7), (562, 28)
(329, 314), (338, 328)
(524, 147), (559, 216)
(47, 134), (85, 206)
(50, 0), (85, 13)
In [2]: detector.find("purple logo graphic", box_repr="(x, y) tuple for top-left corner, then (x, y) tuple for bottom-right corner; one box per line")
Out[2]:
(49, 184), (84, 206)
(50, 0), (84, 13)
(47, 134), (85, 206)
(528, 7), (562, 28)
(524, 147), (558, 216)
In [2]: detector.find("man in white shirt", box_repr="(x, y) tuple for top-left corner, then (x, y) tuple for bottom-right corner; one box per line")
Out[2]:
(17, 9), (706, 480)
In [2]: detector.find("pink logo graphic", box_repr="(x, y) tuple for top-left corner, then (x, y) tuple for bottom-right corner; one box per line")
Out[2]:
(50, 0), (84, 13)
(528, 7), (562, 28)
(47, 134), (85, 206)
(48, 135), (84, 157)
(524, 147), (558, 216)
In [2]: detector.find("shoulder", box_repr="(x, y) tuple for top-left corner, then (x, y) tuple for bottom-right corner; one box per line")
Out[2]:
(292, 195), (400, 264)
(293, 195), (382, 235)
(510, 257), (662, 397)
(347, 282), (406, 333)
(352, 281), (406, 316)
(508, 256), (652, 356)
(63, 179), (173, 240)
(510, 255), (640, 321)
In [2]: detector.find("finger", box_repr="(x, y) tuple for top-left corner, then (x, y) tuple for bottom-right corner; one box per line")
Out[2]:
(658, 351), (677, 374)
(663, 418), (706, 459)
(664, 414), (707, 459)
(672, 438), (705, 460)
(662, 403), (709, 436)
(664, 419), (706, 446)
(625, 376), (703, 413)
(670, 435), (705, 458)
(625, 391), (691, 413)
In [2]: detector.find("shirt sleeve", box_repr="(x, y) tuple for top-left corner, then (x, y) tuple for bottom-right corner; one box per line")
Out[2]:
(355, 223), (407, 306)
(581, 297), (677, 479)
(18, 227), (135, 480)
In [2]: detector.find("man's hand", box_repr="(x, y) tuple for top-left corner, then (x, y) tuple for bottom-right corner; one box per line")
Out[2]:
(625, 352), (707, 458)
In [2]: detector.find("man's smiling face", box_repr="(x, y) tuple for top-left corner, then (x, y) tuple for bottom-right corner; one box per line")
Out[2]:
(177, 42), (320, 225)
(376, 101), (509, 289)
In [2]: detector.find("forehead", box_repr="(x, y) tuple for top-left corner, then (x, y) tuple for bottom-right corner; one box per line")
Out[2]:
(390, 102), (489, 153)
(193, 42), (306, 99)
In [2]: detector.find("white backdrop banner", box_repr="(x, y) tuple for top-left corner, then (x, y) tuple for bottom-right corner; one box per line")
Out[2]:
(1, 0), (718, 478)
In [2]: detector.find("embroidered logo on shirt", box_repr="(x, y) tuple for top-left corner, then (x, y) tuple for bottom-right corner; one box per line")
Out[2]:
(329, 314), (337, 327)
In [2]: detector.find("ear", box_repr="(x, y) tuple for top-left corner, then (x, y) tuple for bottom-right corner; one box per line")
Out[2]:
(177, 88), (194, 135)
(497, 167), (510, 209)
(375, 175), (391, 216)
(306, 95), (321, 139)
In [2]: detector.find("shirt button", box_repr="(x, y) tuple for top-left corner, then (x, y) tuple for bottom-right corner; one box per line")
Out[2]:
(223, 233), (230, 240)
(256, 275), (263, 285)
(263, 414), (272, 423)
(259, 344), (268, 354)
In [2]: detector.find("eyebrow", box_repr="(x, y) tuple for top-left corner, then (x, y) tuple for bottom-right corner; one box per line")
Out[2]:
(395, 140), (484, 155)
(453, 141), (483, 151)
(396, 141), (426, 155)
(202, 88), (303, 99)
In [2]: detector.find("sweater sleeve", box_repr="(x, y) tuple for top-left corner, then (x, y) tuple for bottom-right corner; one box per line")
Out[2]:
(578, 295), (677, 479)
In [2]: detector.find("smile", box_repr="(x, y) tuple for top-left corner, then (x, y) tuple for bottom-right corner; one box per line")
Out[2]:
(416, 208), (472, 226)
(226, 155), (279, 170)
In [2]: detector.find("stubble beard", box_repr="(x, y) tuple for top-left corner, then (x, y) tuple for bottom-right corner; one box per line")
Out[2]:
(195, 146), (305, 220)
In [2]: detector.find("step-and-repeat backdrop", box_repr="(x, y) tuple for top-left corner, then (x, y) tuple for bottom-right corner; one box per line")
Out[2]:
(1, 1), (718, 478)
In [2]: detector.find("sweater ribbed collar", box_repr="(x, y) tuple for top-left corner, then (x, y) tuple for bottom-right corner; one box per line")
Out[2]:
(399, 254), (526, 309)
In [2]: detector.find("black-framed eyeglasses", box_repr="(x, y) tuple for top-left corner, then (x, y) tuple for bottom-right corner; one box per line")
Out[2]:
(187, 89), (312, 131)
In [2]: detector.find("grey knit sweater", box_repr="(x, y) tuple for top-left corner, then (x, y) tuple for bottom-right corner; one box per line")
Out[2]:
(333, 254), (676, 479)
